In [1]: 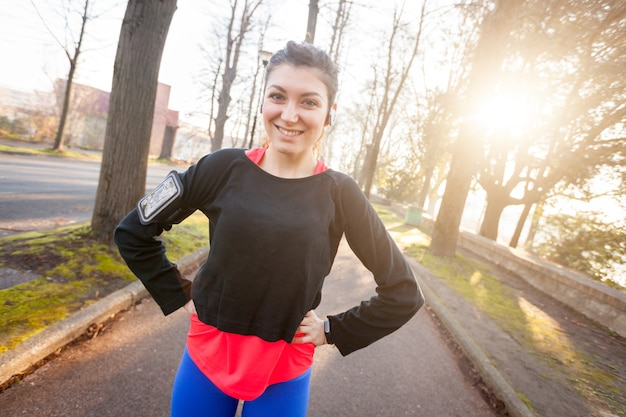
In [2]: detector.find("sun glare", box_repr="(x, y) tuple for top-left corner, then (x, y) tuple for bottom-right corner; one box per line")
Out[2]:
(477, 94), (531, 136)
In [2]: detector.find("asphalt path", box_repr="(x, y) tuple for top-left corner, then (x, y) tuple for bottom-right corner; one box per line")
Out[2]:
(0, 240), (498, 417)
(0, 153), (177, 236)
(0, 150), (498, 415)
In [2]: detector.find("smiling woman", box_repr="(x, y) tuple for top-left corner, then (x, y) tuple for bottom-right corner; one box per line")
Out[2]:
(260, 64), (330, 176)
(259, 40), (339, 178)
(114, 41), (423, 417)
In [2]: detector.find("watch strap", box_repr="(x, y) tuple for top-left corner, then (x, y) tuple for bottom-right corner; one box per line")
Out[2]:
(324, 319), (334, 345)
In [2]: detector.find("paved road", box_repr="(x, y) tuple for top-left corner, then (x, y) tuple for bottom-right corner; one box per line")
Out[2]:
(0, 240), (498, 417)
(0, 150), (499, 415)
(0, 153), (177, 236)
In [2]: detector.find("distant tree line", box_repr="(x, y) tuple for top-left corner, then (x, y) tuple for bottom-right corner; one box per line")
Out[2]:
(17, 0), (624, 286)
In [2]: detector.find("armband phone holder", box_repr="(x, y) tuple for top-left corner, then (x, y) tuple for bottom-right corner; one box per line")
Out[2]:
(137, 171), (184, 224)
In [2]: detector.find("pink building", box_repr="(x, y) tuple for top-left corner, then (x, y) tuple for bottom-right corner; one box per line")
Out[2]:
(54, 80), (178, 157)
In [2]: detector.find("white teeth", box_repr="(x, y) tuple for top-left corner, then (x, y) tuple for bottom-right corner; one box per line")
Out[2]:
(278, 126), (302, 137)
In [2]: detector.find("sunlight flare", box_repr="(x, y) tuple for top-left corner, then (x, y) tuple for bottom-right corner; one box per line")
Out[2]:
(477, 94), (531, 135)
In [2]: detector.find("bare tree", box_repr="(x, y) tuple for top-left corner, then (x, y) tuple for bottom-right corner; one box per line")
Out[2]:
(332, 83), (378, 177)
(30, 0), (92, 151)
(91, 0), (177, 242)
(244, 20), (270, 149)
(411, 3), (478, 214)
(305, 0), (319, 43)
(211, 0), (263, 152)
(430, 0), (524, 257)
(359, 1), (427, 198)
(205, 57), (223, 141)
(327, 0), (354, 65)
(320, 0), (354, 164)
(413, 90), (454, 210)
(473, 0), (626, 246)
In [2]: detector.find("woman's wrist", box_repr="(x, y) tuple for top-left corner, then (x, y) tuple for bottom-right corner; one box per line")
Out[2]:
(323, 319), (334, 345)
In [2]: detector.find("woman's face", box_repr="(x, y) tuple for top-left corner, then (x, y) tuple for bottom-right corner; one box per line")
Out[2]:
(262, 64), (330, 159)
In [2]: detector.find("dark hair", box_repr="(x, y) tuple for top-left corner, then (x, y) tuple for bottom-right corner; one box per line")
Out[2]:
(265, 41), (339, 109)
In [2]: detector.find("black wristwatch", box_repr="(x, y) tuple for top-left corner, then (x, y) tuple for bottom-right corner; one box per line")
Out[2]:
(324, 319), (334, 345)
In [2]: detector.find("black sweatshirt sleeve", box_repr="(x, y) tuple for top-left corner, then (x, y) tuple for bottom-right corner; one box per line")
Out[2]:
(328, 176), (424, 356)
(114, 209), (192, 315)
(113, 149), (240, 316)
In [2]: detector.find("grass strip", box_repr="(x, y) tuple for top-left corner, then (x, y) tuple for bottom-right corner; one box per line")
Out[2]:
(0, 212), (208, 353)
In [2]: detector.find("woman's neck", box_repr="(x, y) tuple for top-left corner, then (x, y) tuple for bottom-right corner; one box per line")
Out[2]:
(260, 146), (317, 179)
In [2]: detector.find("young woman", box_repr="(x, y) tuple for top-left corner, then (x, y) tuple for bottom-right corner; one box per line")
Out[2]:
(115, 41), (423, 417)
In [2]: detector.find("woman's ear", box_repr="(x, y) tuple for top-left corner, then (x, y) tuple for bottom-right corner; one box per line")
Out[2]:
(327, 103), (338, 126)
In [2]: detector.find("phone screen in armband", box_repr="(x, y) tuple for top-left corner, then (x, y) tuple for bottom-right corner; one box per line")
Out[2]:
(137, 171), (183, 224)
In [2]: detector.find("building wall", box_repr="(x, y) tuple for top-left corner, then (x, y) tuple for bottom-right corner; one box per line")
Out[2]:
(0, 82), (176, 156)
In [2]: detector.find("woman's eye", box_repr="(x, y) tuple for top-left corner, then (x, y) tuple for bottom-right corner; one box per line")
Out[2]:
(303, 99), (319, 107)
(268, 93), (284, 101)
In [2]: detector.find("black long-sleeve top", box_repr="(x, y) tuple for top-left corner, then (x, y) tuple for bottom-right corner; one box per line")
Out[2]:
(115, 148), (423, 356)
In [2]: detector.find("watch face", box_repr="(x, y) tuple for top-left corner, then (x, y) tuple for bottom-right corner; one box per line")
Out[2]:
(323, 320), (333, 345)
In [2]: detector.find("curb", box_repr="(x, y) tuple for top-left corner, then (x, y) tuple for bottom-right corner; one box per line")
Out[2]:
(407, 258), (536, 417)
(0, 247), (209, 387)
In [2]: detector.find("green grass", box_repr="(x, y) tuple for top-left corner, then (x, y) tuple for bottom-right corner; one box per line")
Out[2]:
(0, 213), (208, 353)
(0, 143), (101, 160)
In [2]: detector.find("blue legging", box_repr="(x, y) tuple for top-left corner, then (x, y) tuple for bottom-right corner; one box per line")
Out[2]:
(171, 348), (311, 417)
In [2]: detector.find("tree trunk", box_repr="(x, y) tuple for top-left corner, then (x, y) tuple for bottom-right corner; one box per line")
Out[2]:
(509, 201), (533, 248)
(430, 155), (474, 255)
(212, 73), (232, 151)
(430, 0), (523, 257)
(305, 0), (319, 43)
(478, 193), (507, 240)
(53, 66), (75, 151)
(361, 131), (382, 198)
(52, 0), (89, 151)
(524, 198), (544, 248)
(211, 0), (261, 152)
(91, 0), (177, 243)
(322, 0), (353, 164)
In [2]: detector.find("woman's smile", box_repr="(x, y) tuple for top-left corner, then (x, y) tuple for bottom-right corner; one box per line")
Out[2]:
(276, 125), (304, 137)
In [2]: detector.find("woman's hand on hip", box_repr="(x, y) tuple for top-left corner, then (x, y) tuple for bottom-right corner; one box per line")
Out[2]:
(292, 310), (327, 346)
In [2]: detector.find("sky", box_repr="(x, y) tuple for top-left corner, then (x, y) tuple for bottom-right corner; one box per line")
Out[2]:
(0, 0), (437, 120)
(0, 0), (313, 115)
